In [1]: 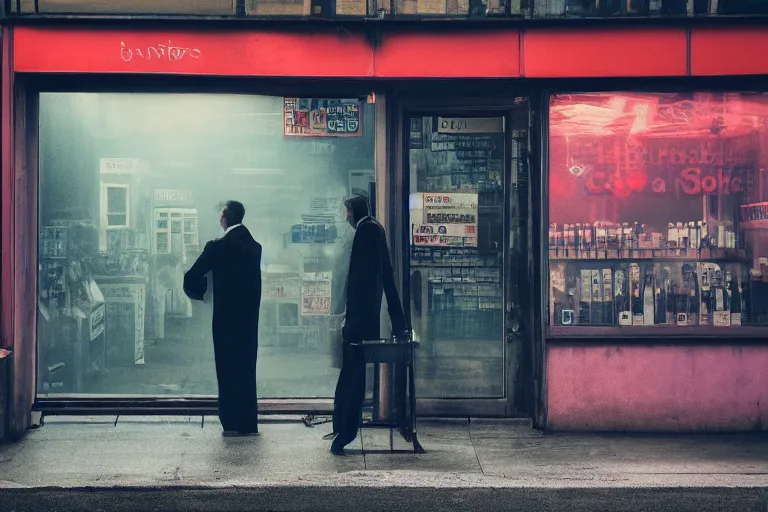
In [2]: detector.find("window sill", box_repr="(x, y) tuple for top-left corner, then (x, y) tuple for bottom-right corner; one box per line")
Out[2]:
(548, 325), (768, 339)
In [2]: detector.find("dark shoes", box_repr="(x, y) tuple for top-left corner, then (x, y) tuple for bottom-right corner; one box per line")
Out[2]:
(330, 438), (346, 455)
(330, 434), (355, 455)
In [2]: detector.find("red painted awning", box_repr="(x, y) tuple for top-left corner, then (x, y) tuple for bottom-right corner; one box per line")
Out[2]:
(13, 26), (768, 79)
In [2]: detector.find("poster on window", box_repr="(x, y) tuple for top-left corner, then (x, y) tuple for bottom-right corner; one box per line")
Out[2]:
(264, 274), (301, 300)
(302, 271), (332, 315)
(413, 193), (478, 248)
(284, 98), (362, 137)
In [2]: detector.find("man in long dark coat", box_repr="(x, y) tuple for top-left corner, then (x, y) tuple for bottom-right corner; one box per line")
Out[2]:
(184, 200), (262, 436)
(331, 195), (406, 454)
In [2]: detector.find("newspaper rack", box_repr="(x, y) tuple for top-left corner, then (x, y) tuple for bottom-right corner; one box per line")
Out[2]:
(348, 331), (425, 454)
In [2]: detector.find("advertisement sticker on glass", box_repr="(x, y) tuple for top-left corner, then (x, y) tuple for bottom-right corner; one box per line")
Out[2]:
(284, 98), (362, 137)
(302, 271), (332, 315)
(413, 193), (479, 248)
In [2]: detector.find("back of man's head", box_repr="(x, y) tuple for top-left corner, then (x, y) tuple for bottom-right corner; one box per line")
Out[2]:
(223, 200), (246, 227)
(344, 195), (370, 225)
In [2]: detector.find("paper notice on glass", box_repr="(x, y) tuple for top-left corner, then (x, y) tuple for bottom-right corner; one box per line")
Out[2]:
(302, 271), (332, 315)
(415, 193), (478, 247)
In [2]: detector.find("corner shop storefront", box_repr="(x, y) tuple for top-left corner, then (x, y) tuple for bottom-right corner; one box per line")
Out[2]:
(4, 23), (768, 438)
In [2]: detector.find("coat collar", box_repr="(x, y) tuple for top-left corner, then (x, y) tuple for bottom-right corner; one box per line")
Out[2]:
(224, 223), (243, 235)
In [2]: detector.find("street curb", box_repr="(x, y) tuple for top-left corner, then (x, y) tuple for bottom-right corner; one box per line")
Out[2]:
(2, 485), (768, 512)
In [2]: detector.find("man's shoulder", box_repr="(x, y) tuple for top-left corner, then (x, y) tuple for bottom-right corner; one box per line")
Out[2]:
(356, 219), (385, 241)
(358, 218), (383, 233)
(240, 226), (262, 250)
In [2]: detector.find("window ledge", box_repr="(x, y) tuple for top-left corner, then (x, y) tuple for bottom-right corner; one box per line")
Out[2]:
(548, 325), (768, 339)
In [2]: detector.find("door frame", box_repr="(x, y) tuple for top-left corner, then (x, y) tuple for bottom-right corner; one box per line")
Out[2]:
(393, 96), (537, 418)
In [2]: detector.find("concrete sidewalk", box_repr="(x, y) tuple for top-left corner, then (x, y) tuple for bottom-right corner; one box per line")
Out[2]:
(1, 416), (767, 511)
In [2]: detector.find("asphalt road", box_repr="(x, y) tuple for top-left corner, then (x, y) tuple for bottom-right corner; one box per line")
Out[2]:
(2, 487), (768, 512)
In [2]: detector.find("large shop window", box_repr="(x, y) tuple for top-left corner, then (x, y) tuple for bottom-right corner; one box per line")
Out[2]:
(549, 92), (768, 334)
(38, 93), (374, 396)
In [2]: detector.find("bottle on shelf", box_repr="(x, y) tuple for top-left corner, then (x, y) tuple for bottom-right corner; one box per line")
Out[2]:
(725, 221), (736, 250)
(584, 222), (594, 258)
(710, 267), (730, 326)
(630, 263), (643, 325)
(656, 266), (669, 325)
(678, 222), (687, 254)
(678, 263), (698, 326)
(573, 223), (581, 259)
(729, 271), (742, 326)
(652, 229), (664, 256)
(717, 222), (726, 252)
(663, 268), (675, 325)
(713, 269), (725, 312)
(690, 221), (700, 251)
(700, 266), (711, 325)
(607, 223), (619, 259)
(601, 268), (612, 324)
(619, 222), (628, 257)
(668, 222), (678, 254)
(632, 221), (641, 252)
(595, 221), (606, 258)
(700, 221), (709, 249)
(642, 270), (655, 326)
(615, 268), (631, 326)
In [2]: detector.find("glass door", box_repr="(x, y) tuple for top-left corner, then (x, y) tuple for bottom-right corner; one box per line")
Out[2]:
(406, 111), (528, 414)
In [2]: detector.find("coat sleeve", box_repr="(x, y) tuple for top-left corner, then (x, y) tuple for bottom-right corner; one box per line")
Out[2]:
(183, 241), (214, 301)
(344, 223), (381, 341)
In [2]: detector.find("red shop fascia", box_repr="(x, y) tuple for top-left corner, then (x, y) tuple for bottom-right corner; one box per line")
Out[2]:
(5, 20), (768, 438)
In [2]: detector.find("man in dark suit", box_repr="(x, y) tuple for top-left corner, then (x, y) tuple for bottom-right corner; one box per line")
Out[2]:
(184, 200), (262, 437)
(330, 195), (406, 454)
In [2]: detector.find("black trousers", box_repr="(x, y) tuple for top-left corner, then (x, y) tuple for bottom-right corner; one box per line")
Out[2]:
(332, 342), (366, 447)
(213, 334), (259, 433)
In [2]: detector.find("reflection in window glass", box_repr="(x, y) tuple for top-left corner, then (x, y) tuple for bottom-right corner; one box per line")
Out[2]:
(408, 116), (507, 398)
(37, 93), (374, 396)
(548, 92), (768, 329)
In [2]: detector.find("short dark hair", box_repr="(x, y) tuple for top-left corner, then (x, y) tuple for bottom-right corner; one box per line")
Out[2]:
(344, 194), (370, 224)
(222, 200), (245, 226)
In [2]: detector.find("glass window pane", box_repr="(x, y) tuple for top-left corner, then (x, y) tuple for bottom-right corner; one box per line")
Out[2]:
(548, 92), (768, 330)
(38, 93), (375, 397)
(107, 187), (127, 214)
(157, 233), (169, 253)
(107, 214), (127, 227)
(408, 116), (506, 398)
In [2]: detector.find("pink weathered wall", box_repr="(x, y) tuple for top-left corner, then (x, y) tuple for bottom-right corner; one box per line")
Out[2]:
(547, 345), (768, 432)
